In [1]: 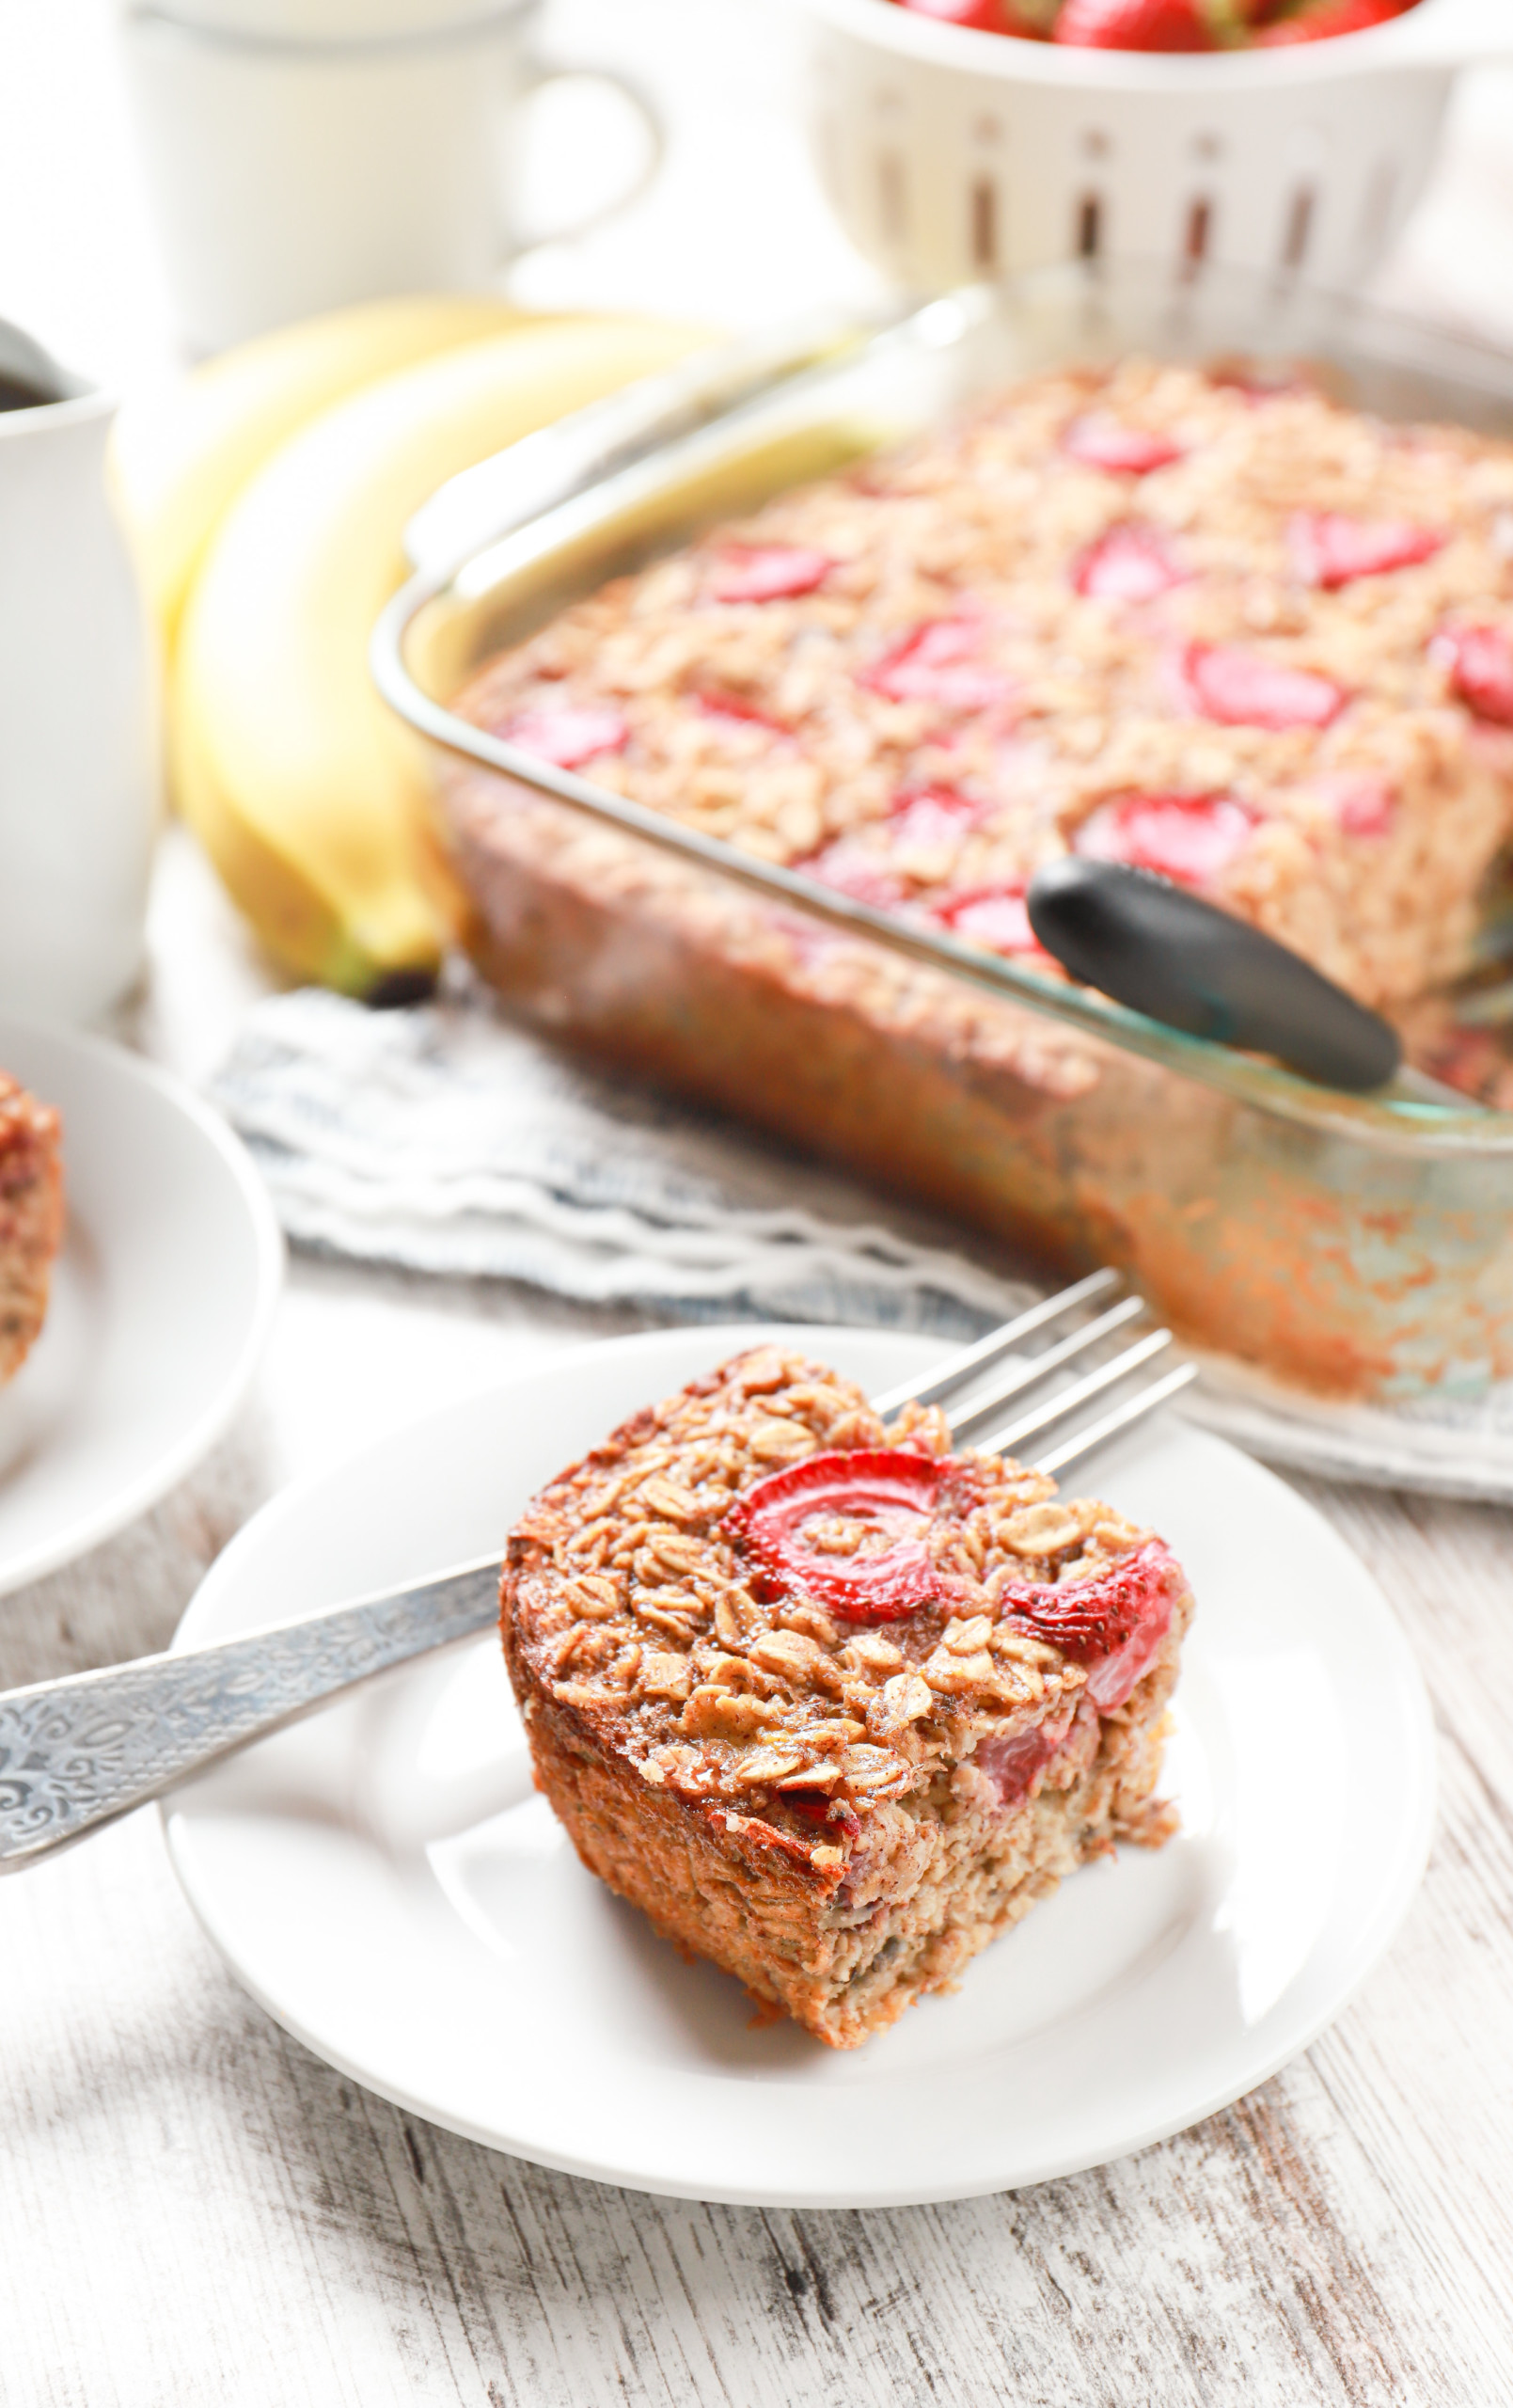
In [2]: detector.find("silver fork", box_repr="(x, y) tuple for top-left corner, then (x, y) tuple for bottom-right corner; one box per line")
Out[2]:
(0, 1276), (1194, 1872)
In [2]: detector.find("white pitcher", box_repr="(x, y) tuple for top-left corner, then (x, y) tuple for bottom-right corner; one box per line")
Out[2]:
(0, 319), (158, 1023)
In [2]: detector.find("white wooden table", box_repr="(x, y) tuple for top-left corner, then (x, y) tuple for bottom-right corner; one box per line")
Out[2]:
(4, 6), (1513, 2400)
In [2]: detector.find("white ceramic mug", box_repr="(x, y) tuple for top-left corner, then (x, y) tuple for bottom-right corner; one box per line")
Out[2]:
(0, 322), (158, 1023)
(118, 1), (665, 353)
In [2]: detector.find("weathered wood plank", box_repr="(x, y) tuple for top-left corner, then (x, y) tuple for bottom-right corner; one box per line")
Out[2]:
(0, 1418), (272, 1687)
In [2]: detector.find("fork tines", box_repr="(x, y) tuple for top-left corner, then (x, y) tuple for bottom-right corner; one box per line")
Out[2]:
(869, 1268), (1195, 1480)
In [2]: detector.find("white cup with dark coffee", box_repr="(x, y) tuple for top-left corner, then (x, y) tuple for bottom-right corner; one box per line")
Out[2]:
(118, 0), (665, 353)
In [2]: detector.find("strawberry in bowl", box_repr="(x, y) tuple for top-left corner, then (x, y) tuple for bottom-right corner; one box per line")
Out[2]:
(792, 0), (1474, 290)
(890, 0), (1418, 45)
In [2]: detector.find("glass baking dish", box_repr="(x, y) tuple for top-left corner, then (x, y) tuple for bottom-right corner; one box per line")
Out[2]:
(374, 262), (1513, 1409)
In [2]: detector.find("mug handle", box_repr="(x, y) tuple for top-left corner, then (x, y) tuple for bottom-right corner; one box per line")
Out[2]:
(509, 63), (667, 253)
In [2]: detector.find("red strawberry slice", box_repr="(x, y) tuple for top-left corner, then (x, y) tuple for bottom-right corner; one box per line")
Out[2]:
(695, 689), (789, 736)
(801, 844), (904, 909)
(724, 1450), (946, 1624)
(1074, 523), (1187, 602)
(802, 787), (983, 907)
(1055, 0), (1216, 47)
(1063, 416), (1186, 475)
(1074, 790), (1256, 885)
(999, 1540), (1181, 1710)
(1435, 625), (1513, 728)
(938, 885), (1040, 955)
(1181, 642), (1348, 730)
(783, 1789), (861, 1838)
(1321, 773), (1396, 837)
(859, 618), (1014, 711)
(974, 1706), (1078, 1809)
(886, 785), (986, 850)
(1256, 0), (1410, 42)
(499, 705), (629, 769)
(710, 546), (833, 604)
(1289, 512), (1447, 588)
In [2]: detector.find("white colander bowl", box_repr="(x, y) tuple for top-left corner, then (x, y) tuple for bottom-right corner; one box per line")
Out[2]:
(793, 0), (1510, 290)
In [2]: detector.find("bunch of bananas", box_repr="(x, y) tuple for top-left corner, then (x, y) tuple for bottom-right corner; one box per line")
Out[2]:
(111, 298), (707, 994)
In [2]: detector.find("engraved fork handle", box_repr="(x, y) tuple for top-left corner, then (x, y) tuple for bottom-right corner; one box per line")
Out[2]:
(0, 1557), (502, 1873)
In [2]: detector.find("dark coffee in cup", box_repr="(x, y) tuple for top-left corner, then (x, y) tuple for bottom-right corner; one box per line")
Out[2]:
(0, 369), (58, 413)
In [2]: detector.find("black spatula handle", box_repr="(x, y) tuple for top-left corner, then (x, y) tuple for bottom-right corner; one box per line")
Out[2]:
(1026, 858), (1401, 1094)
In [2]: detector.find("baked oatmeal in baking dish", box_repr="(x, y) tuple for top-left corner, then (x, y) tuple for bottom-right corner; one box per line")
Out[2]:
(501, 1346), (1190, 2049)
(455, 356), (1513, 1012)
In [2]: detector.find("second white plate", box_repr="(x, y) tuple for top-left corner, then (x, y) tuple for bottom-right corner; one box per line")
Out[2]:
(0, 1017), (283, 1595)
(165, 1324), (1434, 2208)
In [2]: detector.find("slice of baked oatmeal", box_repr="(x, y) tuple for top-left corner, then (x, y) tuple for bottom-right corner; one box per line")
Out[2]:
(0, 1072), (62, 1387)
(501, 1346), (1191, 2049)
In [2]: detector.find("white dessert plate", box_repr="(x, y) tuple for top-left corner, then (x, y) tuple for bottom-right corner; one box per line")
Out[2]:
(0, 1017), (283, 1596)
(165, 1323), (1435, 2210)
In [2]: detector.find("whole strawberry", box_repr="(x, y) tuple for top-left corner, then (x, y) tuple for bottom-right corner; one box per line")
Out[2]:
(1054, 0), (1217, 47)
(1255, 0), (1411, 40)
(895, 0), (1049, 27)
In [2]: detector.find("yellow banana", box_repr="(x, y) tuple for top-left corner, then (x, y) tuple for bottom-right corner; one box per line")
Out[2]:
(173, 314), (710, 994)
(109, 292), (527, 651)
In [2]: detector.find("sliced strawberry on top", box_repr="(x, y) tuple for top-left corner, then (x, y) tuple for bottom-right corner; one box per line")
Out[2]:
(973, 1710), (1079, 1810)
(1320, 773), (1396, 838)
(1289, 512), (1447, 589)
(783, 1789), (861, 1839)
(1256, 0), (1411, 42)
(694, 689), (789, 736)
(859, 784), (980, 841)
(859, 617), (1014, 712)
(1063, 416), (1186, 475)
(724, 1450), (947, 1624)
(800, 842), (905, 909)
(710, 546), (833, 604)
(1181, 642), (1348, 730)
(998, 1540), (1181, 1710)
(1055, 0), (1216, 47)
(498, 705), (629, 768)
(1074, 790), (1257, 885)
(938, 885), (1041, 955)
(1435, 625), (1513, 728)
(801, 788), (982, 906)
(890, 785), (986, 846)
(1074, 523), (1187, 603)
